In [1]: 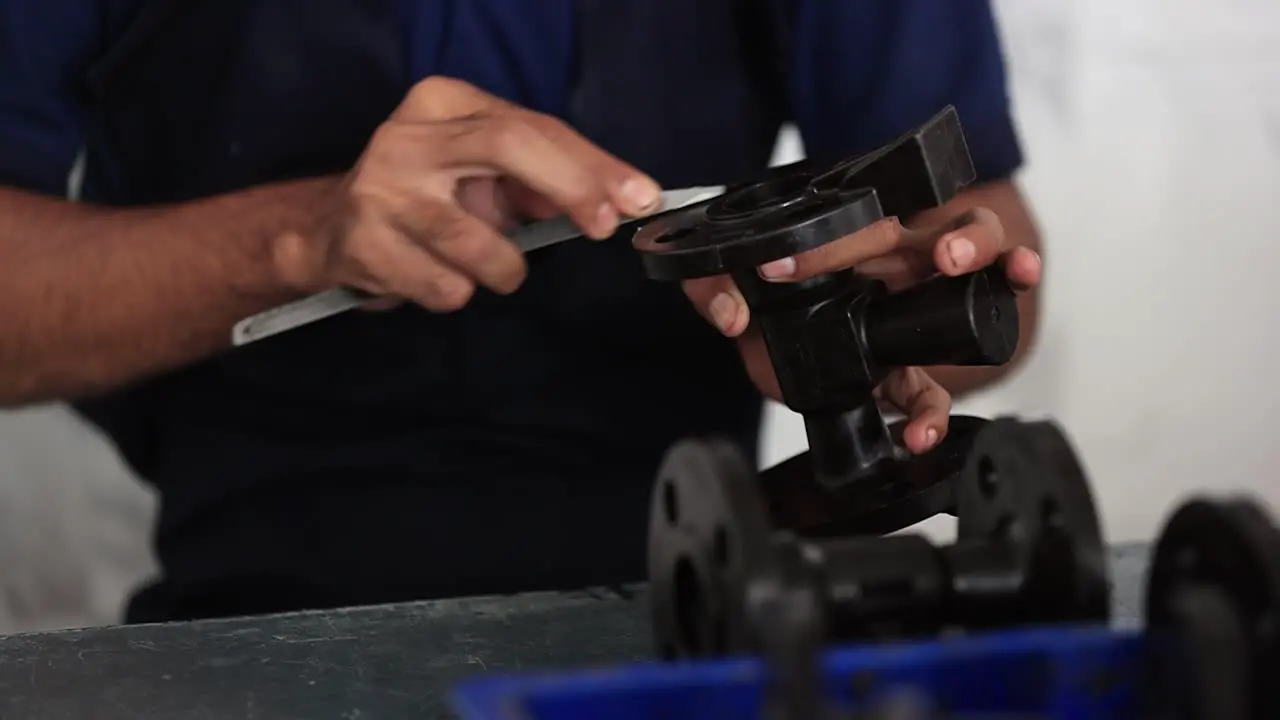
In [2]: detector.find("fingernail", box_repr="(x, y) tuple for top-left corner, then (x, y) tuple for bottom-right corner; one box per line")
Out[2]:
(947, 236), (975, 270)
(759, 256), (797, 281)
(708, 293), (738, 333)
(620, 177), (662, 213)
(925, 427), (939, 448)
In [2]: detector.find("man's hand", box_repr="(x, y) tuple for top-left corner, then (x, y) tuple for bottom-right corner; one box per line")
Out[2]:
(272, 76), (663, 311)
(683, 207), (1042, 455)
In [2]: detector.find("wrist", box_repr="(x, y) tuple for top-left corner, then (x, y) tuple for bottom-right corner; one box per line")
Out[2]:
(266, 175), (349, 295)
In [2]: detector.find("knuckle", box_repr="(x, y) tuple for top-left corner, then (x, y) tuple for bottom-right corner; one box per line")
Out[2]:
(970, 206), (998, 226)
(971, 207), (1006, 245)
(792, 247), (835, 279)
(429, 212), (482, 249)
(441, 115), (496, 156)
(427, 278), (475, 312)
(405, 76), (467, 112)
(440, 234), (490, 266)
(434, 227), (527, 292)
(484, 115), (535, 159)
(922, 378), (951, 407)
(400, 76), (503, 122)
(527, 113), (607, 192)
(452, 234), (505, 266)
(416, 75), (460, 94)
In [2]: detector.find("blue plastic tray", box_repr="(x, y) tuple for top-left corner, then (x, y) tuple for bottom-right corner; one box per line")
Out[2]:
(452, 625), (1146, 719)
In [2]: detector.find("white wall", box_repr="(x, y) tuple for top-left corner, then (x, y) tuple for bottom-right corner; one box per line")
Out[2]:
(0, 405), (155, 632)
(0, 0), (1277, 631)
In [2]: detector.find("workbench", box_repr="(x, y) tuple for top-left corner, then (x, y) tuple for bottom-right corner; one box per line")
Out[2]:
(0, 544), (1149, 720)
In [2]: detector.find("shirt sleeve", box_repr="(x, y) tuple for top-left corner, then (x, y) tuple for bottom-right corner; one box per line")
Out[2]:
(788, 0), (1024, 184)
(0, 3), (101, 195)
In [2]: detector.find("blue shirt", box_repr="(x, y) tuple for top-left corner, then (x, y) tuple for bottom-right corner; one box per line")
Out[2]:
(0, 1), (1022, 196)
(0, 0), (1023, 622)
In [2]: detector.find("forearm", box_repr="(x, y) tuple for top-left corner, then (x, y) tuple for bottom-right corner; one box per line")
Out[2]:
(912, 179), (1043, 398)
(0, 177), (340, 406)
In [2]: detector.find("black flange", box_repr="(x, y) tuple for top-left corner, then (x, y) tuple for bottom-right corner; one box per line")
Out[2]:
(648, 418), (1111, 660)
(953, 417), (1110, 626)
(648, 436), (772, 659)
(632, 106), (1020, 538)
(1144, 497), (1280, 720)
(633, 106), (980, 282)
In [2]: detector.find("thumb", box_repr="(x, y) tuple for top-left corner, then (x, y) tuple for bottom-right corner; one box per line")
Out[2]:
(501, 178), (562, 222)
(456, 177), (518, 230)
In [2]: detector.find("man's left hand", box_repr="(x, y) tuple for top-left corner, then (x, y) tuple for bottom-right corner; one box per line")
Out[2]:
(683, 207), (1042, 455)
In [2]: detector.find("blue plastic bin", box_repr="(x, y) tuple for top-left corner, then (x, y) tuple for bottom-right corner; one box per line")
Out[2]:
(452, 625), (1147, 719)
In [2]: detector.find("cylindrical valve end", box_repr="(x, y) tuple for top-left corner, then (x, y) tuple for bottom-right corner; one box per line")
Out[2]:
(864, 266), (1019, 368)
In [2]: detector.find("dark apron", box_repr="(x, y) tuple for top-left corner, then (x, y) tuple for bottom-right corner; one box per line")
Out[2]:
(75, 0), (788, 621)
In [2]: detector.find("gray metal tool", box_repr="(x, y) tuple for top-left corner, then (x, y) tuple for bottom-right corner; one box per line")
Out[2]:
(231, 186), (725, 346)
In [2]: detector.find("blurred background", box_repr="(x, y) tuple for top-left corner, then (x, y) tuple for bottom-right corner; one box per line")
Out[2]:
(0, 0), (1276, 634)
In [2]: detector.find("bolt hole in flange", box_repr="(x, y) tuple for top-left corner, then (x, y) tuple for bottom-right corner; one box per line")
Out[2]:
(649, 438), (778, 660)
(652, 224), (700, 246)
(957, 420), (1111, 625)
(977, 456), (999, 500)
(673, 556), (706, 656)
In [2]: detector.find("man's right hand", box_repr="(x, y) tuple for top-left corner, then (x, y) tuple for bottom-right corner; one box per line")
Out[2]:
(271, 77), (663, 312)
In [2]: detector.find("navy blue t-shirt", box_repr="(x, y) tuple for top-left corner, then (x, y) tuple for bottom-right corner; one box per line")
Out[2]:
(0, 1), (1023, 622)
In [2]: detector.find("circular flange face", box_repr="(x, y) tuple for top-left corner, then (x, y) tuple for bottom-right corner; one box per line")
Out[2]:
(703, 173), (815, 225)
(955, 418), (1110, 624)
(758, 416), (988, 539)
(647, 437), (775, 659)
(632, 182), (884, 281)
(1145, 497), (1280, 718)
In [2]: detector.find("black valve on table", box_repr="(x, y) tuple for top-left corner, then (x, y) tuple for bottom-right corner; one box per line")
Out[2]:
(646, 423), (1280, 720)
(634, 106), (1019, 539)
(646, 418), (1111, 662)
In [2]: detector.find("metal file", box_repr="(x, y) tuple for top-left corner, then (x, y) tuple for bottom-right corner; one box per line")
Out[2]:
(231, 186), (724, 346)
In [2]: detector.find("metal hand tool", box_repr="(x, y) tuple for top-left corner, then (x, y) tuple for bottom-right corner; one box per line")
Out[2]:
(231, 186), (725, 346)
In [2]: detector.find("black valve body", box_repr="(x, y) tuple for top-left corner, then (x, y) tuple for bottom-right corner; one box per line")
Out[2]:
(635, 106), (1020, 534)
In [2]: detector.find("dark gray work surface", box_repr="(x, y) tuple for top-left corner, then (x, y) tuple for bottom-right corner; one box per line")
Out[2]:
(0, 544), (1150, 720)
